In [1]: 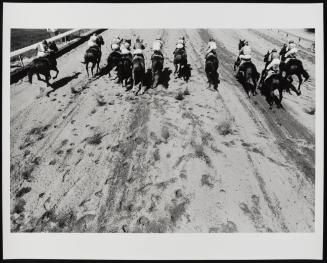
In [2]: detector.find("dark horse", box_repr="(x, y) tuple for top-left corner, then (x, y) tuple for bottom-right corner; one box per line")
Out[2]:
(205, 52), (220, 90)
(118, 54), (132, 89)
(259, 50), (300, 96)
(132, 54), (146, 95)
(28, 41), (59, 90)
(83, 35), (104, 77)
(279, 44), (309, 95)
(151, 51), (164, 88)
(173, 48), (188, 80)
(235, 40), (259, 97)
(261, 72), (291, 109)
(107, 50), (122, 79)
(236, 61), (260, 97)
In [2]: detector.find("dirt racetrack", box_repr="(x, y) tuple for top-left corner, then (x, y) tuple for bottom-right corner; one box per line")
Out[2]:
(10, 29), (315, 232)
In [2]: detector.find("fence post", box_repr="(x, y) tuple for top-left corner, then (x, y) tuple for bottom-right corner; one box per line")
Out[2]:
(19, 55), (24, 67)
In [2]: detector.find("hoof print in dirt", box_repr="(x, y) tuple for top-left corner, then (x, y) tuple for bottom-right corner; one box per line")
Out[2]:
(96, 96), (106, 106)
(209, 221), (238, 233)
(216, 119), (234, 136)
(16, 187), (32, 198)
(201, 174), (214, 188)
(161, 127), (170, 143)
(84, 132), (106, 145)
(19, 125), (50, 149)
(183, 88), (190, 96)
(175, 91), (185, 101)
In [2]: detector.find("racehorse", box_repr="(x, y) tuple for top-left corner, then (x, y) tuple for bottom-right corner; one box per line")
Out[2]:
(279, 44), (309, 95)
(259, 50), (300, 96)
(28, 41), (59, 88)
(205, 52), (219, 90)
(261, 72), (291, 109)
(118, 54), (132, 88)
(151, 51), (164, 88)
(83, 35), (104, 77)
(173, 48), (187, 79)
(237, 61), (260, 97)
(235, 40), (259, 97)
(107, 50), (121, 79)
(132, 54), (145, 94)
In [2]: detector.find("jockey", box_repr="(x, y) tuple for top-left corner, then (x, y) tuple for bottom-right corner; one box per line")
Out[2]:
(152, 36), (163, 57)
(284, 40), (298, 63)
(205, 37), (217, 58)
(120, 39), (132, 60)
(239, 41), (252, 63)
(133, 36), (145, 60)
(88, 33), (98, 48)
(174, 36), (186, 56)
(264, 48), (281, 81)
(36, 40), (49, 58)
(111, 35), (121, 51)
(234, 40), (251, 71)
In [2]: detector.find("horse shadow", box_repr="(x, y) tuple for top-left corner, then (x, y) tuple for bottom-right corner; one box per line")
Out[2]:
(96, 65), (110, 77)
(46, 72), (81, 96)
(161, 67), (172, 88)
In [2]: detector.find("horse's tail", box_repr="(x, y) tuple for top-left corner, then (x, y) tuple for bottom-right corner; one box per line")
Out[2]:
(28, 66), (35, 84)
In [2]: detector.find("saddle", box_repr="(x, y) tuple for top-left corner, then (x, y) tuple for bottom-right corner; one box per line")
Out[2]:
(88, 45), (101, 53)
(205, 52), (217, 60)
(132, 54), (144, 62)
(121, 53), (132, 62)
(240, 58), (251, 65)
(151, 51), (164, 60)
(35, 55), (57, 67)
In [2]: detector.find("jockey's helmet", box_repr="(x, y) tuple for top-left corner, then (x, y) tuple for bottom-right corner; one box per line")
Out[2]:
(180, 36), (185, 40)
(209, 37), (214, 42)
(156, 35), (161, 40)
(42, 40), (47, 45)
(244, 41), (249, 45)
(289, 40), (294, 44)
(272, 48), (277, 52)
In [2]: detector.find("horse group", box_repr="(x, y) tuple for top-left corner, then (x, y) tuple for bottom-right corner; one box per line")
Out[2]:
(234, 40), (309, 109)
(26, 35), (309, 109)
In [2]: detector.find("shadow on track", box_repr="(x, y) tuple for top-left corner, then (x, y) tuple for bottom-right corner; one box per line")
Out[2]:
(46, 72), (81, 96)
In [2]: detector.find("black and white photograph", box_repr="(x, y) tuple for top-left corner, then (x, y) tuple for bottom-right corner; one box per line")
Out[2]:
(2, 2), (324, 260)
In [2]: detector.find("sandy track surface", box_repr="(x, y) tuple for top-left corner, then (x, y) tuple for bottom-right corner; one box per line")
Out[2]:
(10, 29), (315, 232)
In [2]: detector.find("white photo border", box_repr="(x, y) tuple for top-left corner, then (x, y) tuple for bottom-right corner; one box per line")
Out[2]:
(2, 2), (324, 260)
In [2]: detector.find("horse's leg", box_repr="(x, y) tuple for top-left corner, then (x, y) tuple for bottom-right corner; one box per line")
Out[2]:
(45, 72), (51, 87)
(91, 62), (95, 77)
(53, 67), (59, 79)
(297, 74), (303, 95)
(252, 75), (258, 96)
(278, 88), (283, 108)
(139, 81), (144, 95)
(174, 63), (178, 75)
(97, 55), (101, 74)
(269, 90), (274, 109)
(86, 62), (89, 78)
(132, 76), (136, 93)
(37, 73), (42, 81)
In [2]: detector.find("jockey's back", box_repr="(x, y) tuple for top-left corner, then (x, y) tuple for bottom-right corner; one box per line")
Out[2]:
(36, 41), (48, 58)
(269, 51), (279, 61)
(152, 40), (163, 51)
(134, 42), (145, 50)
(242, 45), (251, 55)
(208, 41), (217, 50)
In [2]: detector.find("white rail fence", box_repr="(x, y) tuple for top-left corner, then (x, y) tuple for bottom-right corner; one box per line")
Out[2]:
(10, 29), (92, 68)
